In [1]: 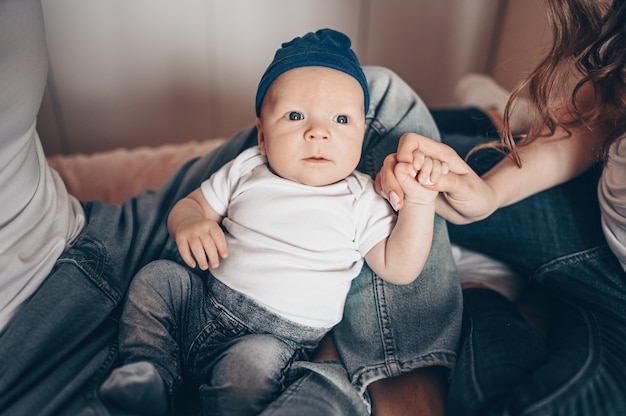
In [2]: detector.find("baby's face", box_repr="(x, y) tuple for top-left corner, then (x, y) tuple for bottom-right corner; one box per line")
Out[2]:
(256, 66), (366, 186)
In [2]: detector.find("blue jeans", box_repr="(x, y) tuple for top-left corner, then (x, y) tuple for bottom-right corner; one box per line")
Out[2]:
(118, 260), (327, 415)
(0, 5), (461, 410)
(434, 108), (626, 415)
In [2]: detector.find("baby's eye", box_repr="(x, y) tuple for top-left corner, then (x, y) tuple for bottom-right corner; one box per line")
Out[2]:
(335, 115), (349, 124)
(287, 111), (304, 121)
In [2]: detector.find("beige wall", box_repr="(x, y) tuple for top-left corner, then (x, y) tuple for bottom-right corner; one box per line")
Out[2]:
(490, 0), (551, 89)
(38, 0), (547, 156)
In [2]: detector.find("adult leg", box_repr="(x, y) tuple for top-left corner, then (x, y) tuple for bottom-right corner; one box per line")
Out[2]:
(337, 66), (462, 415)
(445, 142), (626, 414)
(445, 288), (548, 416)
(430, 107), (502, 159)
(447, 287), (626, 416)
(260, 361), (369, 416)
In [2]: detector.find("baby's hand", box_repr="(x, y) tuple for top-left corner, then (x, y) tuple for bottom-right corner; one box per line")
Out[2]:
(393, 151), (448, 207)
(412, 150), (449, 186)
(173, 217), (228, 270)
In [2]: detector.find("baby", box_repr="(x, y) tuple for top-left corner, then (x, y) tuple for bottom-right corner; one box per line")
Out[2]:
(101, 28), (443, 415)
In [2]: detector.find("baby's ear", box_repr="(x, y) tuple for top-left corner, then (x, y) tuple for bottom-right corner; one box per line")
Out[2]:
(255, 118), (266, 155)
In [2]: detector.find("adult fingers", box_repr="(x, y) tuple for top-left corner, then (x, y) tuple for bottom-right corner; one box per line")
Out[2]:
(376, 153), (404, 210)
(397, 132), (470, 174)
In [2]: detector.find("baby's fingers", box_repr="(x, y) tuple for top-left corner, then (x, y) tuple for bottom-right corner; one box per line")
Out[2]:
(197, 227), (228, 270)
(411, 152), (449, 185)
(188, 237), (211, 270)
(177, 242), (198, 269)
(208, 226), (229, 262)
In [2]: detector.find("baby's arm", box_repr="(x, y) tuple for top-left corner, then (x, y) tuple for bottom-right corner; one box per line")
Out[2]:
(167, 188), (228, 270)
(365, 154), (444, 285)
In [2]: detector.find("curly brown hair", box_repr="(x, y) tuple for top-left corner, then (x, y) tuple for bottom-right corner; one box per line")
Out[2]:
(489, 0), (626, 166)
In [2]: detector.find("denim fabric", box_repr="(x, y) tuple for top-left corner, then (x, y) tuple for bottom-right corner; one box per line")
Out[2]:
(118, 260), (324, 415)
(435, 109), (626, 416)
(0, 12), (462, 410)
(335, 67), (461, 402)
(430, 107), (502, 158)
(197, 334), (303, 416)
(261, 361), (370, 416)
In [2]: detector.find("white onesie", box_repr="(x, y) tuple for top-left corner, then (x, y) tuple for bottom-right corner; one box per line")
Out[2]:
(201, 146), (396, 328)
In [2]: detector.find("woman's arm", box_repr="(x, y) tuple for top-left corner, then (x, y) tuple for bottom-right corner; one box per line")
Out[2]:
(442, 121), (602, 223)
(377, 113), (605, 224)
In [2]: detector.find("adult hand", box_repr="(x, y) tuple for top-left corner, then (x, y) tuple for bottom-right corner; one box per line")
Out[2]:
(393, 154), (443, 207)
(375, 132), (498, 224)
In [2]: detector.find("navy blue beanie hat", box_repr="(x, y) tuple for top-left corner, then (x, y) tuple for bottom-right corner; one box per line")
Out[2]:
(255, 28), (369, 116)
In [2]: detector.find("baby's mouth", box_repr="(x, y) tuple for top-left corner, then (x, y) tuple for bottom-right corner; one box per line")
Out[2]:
(305, 156), (328, 163)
